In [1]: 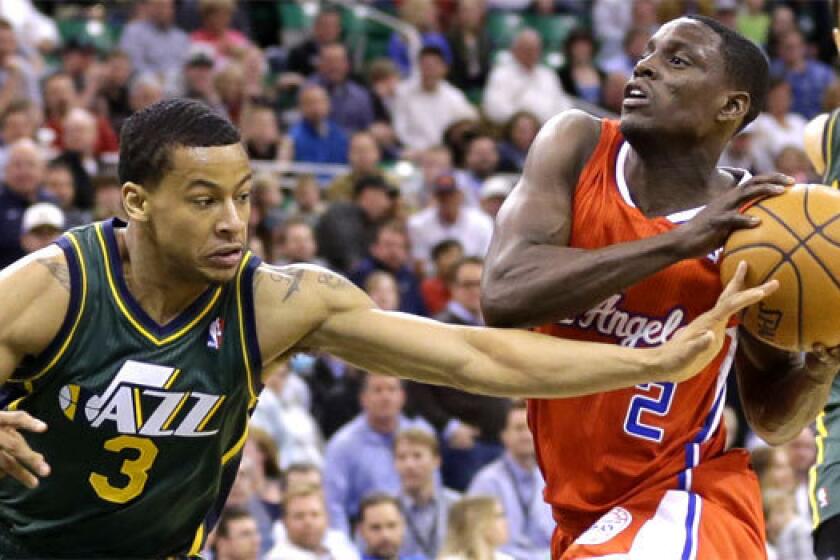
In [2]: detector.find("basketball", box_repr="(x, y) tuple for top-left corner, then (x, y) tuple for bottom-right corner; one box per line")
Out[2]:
(720, 184), (840, 352)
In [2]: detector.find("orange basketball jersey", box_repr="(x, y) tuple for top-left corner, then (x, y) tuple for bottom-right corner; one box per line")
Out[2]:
(531, 120), (754, 540)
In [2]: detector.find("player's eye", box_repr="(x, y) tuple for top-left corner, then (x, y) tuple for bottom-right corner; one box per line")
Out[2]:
(192, 197), (215, 208)
(670, 56), (687, 66)
(236, 192), (251, 203)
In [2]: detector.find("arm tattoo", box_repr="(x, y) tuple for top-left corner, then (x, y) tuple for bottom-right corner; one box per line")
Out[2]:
(257, 265), (306, 302)
(317, 270), (350, 290)
(36, 257), (70, 292)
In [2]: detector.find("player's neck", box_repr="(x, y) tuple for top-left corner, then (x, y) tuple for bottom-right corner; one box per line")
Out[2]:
(623, 142), (731, 217)
(121, 223), (213, 325)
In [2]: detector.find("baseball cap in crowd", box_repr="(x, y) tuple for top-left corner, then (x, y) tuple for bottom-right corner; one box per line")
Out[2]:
(21, 203), (65, 235)
(353, 174), (398, 198)
(480, 175), (516, 200)
(186, 45), (215, 68)
(433, 174), (459, 196)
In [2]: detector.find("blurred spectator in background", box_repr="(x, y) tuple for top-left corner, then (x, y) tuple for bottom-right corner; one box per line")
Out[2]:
(213, 63), (248, 125)
(389, 0), (452, 78)
(307, 358), (365, 440)
(214, 506), (261, 560)
(438, 496), (511, 560)
(268, 485), (360, 560)
(242, 103), (284, 161)
(600, 26), (650, 79)
(483, 29), (572, 125)
(0, 18), (41, 111)
(323, 374), (433, 535)
(249, 172), (283, 240)
(95, 50), (135, 133)
(771, 29), (837, 119)
(357, 493), (425, 560)
(44, 161), (90, 229)
(774, 145), (816, 184)
(446, 0), (492, 95)
(753, 446), (797, 495)
(19, 202), (63, 255)
(327, 131), (388, 202)
(394, 429), (460, 559)
(350, 222), (427, 316)
(767, 3), (797, 59)
(309, 43), (374, 134)
(285, 174), (327, 229)
(479, 175), (514, 220)
(784, 427), (816, 522)
(468, 401), (553, 560)
(718, 125), (766, 176)
(367, 59), (402, 162)
(52, 108), (102, 210)
(119, 0), (190, 91)
(251, 361), (325, 470)
(600, 71), (630, 114)
(180, 45), (223, 111)
(190, 0), (251, 68)
(245, 428), (284, 521)
(283, 463), (323, 495)
(60, 38), (101, 108)
(750, 76), (807, 168)
(558, 28), (605, 108)
(285, 9), (343, 79)
(365, 271), (401, 311)
(443, 119), (481, 170)
(0, 100), (36, 181)
(91, 175), (126, 221)
(405, 259), (509, 491)
(290, 85), (349, 166)
(272, 218), (325, 268)
(420, 239), (463, 316)
(497, 111), (540, 173)
(316, 175), (396, 274)
(225, 452), (275, 556)
(764, 489), (815, 560)
(455, 134), (500, 204)
(0, 139), (51, 267)
(592, 0), (633, 64)
(393, 46), (478, 155)
(408, 174), (493, 274)
(736, 0), (771, 47)
(0, 0), (58, 60)
(410, 145), (453, 208)
(43, 72), (119, 157)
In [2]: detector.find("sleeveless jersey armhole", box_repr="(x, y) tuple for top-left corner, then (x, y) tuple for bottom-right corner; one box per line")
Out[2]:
(11, 233), (87, 383)
(574, 119), (622, 201)
(824, 109), (840, 185)
(235, 253), (264, 405)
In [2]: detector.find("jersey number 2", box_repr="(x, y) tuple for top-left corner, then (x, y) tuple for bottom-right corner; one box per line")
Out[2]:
(623, 382), (675, 443)
(89, 435), (159, 503)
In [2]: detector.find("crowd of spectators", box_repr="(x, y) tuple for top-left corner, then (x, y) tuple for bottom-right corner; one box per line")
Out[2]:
(0, 0), (837, 558)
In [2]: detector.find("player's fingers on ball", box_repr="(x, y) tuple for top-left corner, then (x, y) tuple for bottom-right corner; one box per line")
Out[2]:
(0, 411), (46, 432)
(718, 261), (747, 301)
(0, 450), (38, 488)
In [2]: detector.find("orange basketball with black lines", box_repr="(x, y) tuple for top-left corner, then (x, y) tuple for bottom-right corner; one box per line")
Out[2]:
(720, 184), (840, 352)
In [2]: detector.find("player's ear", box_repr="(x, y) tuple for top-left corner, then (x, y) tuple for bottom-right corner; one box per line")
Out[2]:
(122, 181), (149, 222)
(719, 91), (750, 125)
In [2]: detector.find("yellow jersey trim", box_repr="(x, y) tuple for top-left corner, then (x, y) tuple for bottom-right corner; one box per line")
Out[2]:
(809, 411), (829, 528)
(221, 424), (249, 465)
(826, 111), (838, 176)
(94, 224), (222, 346)
(235, 254), (257, 403)
(187, 523), (204, 556)
(27, 233), (88, 383)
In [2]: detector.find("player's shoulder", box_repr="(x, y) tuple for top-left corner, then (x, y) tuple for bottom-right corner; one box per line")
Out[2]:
(804, 112), (833, 175)
(527, 109), (603, 181)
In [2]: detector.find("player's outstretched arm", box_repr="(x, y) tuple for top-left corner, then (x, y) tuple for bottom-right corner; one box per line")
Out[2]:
(257, 263), (775, 398)
(0, 247), (68, 487)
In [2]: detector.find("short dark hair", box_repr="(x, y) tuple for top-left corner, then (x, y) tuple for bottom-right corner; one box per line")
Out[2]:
(0, 99), (32, 127)
(118, 98), (241, 189)
(216, 506), (253, 539)
(419, 45), (446, 63)
(282, 462), (322, 491)
(450, 256), (483, 287)
(358, 493), (401, 524)
(687, 15), (769, 131)
(431, 239), (463, 262)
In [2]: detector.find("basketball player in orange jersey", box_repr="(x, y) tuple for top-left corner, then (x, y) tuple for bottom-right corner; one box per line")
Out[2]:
(483, 15), (840, 560)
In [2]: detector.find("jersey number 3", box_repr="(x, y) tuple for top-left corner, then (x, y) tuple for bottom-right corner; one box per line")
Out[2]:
(623, 382), (676, 443)
(89, 435), (159, 503)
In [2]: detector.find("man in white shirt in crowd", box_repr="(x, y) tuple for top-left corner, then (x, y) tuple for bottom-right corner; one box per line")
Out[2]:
(468, 401), (554, 560)
(267, 486), (359, 560)
(392, 46), (478, 153)
(395, 429), (461, 560)
(483, 28), (572, 125)
(407, 174), (493, 274)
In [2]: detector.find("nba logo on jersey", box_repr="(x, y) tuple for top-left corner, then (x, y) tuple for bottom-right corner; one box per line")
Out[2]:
(207, 317), (224, 350)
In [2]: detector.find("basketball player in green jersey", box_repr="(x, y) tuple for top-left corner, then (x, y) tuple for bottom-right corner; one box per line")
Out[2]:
(0, 99), (774, 558)
(804, 3), (840, 556)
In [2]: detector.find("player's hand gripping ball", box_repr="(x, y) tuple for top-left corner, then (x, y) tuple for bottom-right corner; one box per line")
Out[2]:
(720, 184), (840, 352)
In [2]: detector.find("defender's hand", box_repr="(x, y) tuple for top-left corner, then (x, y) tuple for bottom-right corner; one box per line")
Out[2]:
(0, 411), (49, 488)
(674, 174), (793, 258)
(655, 262), (779, 382)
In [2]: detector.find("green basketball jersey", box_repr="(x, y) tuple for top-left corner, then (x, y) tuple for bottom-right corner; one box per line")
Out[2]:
(810, 109), (840, 530)
(0, 219), (263, 557)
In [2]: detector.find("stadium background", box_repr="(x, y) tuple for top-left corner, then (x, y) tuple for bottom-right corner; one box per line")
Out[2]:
(0, 0), (833, 558)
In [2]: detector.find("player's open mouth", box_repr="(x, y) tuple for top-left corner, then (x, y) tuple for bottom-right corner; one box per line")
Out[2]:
(207, 247), (243, 267)
(623, 83), (650, 108)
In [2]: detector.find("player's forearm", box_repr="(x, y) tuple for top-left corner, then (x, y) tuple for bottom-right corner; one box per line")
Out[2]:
(482, 230), (688, 328)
